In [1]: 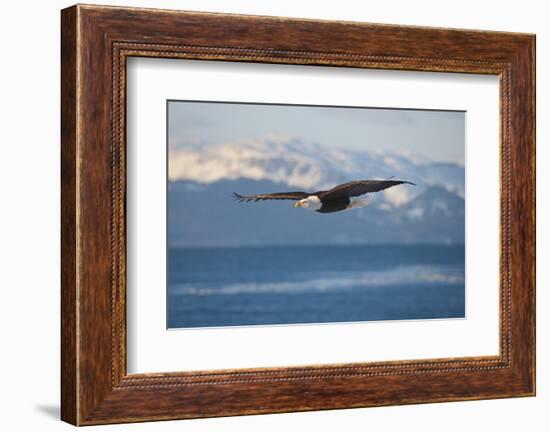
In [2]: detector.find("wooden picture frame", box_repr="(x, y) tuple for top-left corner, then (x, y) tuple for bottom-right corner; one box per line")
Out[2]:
(61, 4), (535, 425)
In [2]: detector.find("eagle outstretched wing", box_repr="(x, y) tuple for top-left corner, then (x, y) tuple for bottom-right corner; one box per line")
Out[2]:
(318, 180), (415, 200)
(233, 191), (310, 202)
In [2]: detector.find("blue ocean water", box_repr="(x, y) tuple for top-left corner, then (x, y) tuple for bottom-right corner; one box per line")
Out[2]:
(167, 244), (465, 329)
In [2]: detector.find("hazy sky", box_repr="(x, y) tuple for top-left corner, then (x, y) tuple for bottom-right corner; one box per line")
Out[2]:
(168, 100), (465, 164)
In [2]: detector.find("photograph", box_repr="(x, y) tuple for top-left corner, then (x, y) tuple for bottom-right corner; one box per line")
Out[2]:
(167, 101), (466, 329)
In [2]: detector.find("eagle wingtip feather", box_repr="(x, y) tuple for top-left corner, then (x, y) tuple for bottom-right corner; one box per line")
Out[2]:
(232, 192), (247, 202)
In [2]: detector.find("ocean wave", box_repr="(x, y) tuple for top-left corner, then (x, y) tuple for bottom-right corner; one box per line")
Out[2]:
(171, 265), (464, 296)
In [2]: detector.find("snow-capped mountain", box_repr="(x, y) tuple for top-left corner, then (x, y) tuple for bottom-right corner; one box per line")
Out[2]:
(169, 136), (464, 208)
(167, 137), (465, 247)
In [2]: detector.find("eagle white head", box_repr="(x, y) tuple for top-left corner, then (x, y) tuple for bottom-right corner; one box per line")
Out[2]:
(295, 195), (322, 211)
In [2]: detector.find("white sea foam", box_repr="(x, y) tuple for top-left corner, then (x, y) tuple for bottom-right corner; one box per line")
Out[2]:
(172, 265), (464, 296)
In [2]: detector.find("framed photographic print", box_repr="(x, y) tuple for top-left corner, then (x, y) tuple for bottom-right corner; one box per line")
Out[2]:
(61, 4), (535, 425)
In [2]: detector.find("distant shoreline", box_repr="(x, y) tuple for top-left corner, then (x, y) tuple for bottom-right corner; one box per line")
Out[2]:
(168, 243), (465, 251)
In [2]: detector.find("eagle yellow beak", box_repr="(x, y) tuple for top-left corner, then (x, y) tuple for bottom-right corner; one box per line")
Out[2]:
(295, 201), (302, 208)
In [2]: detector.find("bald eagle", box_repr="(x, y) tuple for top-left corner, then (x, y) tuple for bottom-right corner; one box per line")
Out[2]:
(233, 179), (415, 214)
